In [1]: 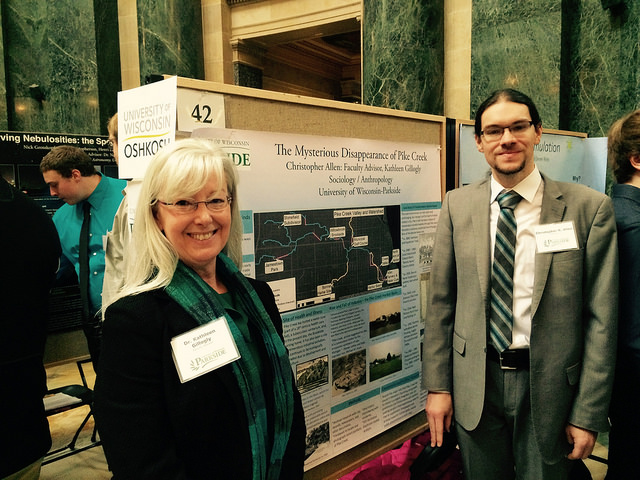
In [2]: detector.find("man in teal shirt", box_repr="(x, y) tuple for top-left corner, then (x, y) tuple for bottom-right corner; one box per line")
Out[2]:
(41, 145), (126, 365)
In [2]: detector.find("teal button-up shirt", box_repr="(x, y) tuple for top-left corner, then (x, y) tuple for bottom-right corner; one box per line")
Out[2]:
(53, 174), (127, 314)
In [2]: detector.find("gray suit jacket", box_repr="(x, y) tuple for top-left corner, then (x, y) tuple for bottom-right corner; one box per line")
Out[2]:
(422, 173), (618, 463)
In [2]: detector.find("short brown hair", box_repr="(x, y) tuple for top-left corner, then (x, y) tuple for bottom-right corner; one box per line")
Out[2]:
(608, 110), (640, 184)
(40, 145), (97, 178)
(474, 89), (542, 137)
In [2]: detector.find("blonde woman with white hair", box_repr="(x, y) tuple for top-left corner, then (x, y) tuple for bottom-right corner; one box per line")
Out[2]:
(94, 138), (305, 480)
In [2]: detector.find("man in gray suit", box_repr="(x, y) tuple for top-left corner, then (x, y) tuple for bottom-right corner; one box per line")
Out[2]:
(422, 89), (618, 479)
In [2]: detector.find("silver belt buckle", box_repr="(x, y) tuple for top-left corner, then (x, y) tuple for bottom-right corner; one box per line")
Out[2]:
(499, 352), (516, 370)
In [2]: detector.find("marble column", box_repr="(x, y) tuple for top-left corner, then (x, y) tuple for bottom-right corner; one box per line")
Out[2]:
(2, 0), (100, 133)
(137, 0), (204, 85)
(202, 0), (233, 84)
(444, 0), (472, 120)
(471, 0), (562, 127)
(117, 0), (141, 91)
(362, 0), (444, 115)
(94, 0), (121, 131)
(561, 0), (640, 137)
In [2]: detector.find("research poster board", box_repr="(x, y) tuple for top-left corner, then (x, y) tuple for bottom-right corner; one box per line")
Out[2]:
(458, 121), (606, 192)
(193, 127), (441, 471)
(0, 131), (114, 201)
(119, 77), (447, 476)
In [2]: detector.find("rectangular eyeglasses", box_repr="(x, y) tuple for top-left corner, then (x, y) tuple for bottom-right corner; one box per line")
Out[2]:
(481, 121), (534, 141)
(157, 196), (232, 213)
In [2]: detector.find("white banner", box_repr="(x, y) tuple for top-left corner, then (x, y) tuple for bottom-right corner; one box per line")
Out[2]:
(117, 76), (177, 179)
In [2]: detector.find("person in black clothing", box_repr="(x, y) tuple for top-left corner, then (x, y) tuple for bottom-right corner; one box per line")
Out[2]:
(605, 110), (640, 480)
(0, 178), (61, 479)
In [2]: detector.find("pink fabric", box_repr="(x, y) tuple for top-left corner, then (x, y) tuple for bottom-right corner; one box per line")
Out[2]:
(339, 431), (432, 480)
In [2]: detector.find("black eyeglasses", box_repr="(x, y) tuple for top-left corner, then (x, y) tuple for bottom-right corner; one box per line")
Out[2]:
(157, 196), (232, 214)
(481, 121), (535, 141)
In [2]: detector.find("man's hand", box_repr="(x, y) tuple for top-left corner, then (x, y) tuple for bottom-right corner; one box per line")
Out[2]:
(565, 424), (597, 460)
(425, 392), (453, 447)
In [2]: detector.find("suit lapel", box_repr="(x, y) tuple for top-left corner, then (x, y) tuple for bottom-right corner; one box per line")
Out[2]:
(531, 175), (566, 318)
(472, 179), (492, 304)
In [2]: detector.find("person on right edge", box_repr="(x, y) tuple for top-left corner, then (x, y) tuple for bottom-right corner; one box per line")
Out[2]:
(422, 88), (618, 479)
(605, 110), (640, 480)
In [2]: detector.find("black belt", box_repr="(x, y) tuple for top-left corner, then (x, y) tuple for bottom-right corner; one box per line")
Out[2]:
(488, 345), (530, 370)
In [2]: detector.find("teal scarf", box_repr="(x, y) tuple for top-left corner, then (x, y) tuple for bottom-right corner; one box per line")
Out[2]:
(165, 254), (294, 480)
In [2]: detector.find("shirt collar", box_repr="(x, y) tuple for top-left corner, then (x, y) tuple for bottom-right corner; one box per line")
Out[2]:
(612, 183), (640, 203)
(82, 173), (105, 210)
(491, 166), (542, 204)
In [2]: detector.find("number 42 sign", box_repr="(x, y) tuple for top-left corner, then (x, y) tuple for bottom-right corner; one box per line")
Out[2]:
(177, 88), (226, 133)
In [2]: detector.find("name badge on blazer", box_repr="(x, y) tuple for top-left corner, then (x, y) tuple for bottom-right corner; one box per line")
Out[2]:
(170, 317), (240, 383)
(534, 221), (579, 253)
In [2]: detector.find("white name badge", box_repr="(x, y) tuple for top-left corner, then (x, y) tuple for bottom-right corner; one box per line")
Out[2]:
(170, 317), (240, 383)
(534, 221), (579, 253)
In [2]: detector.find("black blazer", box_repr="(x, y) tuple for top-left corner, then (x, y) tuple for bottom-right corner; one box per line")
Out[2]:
(94, 278), (306, 479)
(0, 179), (60, 477)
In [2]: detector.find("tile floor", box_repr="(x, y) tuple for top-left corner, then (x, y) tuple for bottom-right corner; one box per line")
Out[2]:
(40, 359), (610, 479)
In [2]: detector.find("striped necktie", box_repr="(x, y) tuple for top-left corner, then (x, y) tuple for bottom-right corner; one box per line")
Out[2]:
(490, 189), (522, 352)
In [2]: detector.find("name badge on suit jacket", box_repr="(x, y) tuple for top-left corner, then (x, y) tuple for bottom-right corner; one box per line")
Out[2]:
(534, 221), (579, 253)
(170, 317), (240, 383)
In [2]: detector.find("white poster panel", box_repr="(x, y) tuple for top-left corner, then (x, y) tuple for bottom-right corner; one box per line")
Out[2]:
(459, 123), (605, 192)
(192, 127), (441, 470)
(117, 76), (177, 179)
(583, 137), (608, 193)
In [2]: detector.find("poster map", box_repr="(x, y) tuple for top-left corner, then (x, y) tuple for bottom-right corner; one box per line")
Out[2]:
(254, 206), (401, 309)
(190, 125), (442, 471)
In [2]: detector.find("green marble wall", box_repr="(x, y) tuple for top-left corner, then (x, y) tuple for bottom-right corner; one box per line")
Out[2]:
(471, 0), (562, 128)
(137, 0), (204, 85)
(471, 0), (640, 138)
(1, 0), (204, 134)
(562, 0), (640, 137)
(1, 0), (635, 141)
(362, 0), (444, 115)
(2, 0), (101, 133)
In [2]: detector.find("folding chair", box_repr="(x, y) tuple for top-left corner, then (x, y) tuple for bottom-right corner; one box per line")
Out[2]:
(42, 358), (100, 464)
